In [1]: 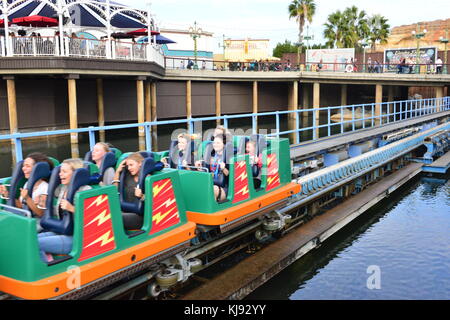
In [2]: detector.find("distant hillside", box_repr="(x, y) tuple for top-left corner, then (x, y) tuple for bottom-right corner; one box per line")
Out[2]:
(376, 18), (450, 52)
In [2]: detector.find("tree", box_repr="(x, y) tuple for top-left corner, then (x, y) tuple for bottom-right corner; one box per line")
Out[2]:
(273, 40), (299, 58)
(288, 0), (316, 65)
(323, 6), (370, 49)
(367, 14), (390, 52)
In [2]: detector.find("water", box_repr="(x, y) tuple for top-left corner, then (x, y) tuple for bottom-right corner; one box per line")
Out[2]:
(247, 174), (450, 300)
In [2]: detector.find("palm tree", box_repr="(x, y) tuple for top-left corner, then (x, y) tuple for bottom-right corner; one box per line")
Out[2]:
(288, 0), (316, 66)
(367, 14), (390, 52)
(323, 11), (346, 48)
(323, 6), (369, 49)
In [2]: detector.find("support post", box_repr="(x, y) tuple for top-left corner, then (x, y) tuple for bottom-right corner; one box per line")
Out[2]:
(436, 86), (444, 112)
(145, 81), (151, 122)
(252, 81), (258, 133)
(215, 81), (221, 126)
(136, 78), (145, 150)
(313, 82), (320, 139)
(341, 84), (348, 106)
(288, 81), (299, 143)
(151, 82), (158, 151)
(375, 84), (383, 125)
(67, 76), (79, 158)
(6, 77), (18, 135)
(96, 79), (105, 142)
(186, 80), (192, 130)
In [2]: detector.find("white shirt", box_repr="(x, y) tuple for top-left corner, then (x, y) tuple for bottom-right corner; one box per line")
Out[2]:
(20, 180), (48, 203)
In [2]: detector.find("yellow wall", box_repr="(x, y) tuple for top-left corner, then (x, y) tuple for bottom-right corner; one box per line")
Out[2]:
(224, 39), (270, 61)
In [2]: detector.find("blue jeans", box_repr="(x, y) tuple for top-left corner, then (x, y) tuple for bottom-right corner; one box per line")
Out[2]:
(38, 232), (73, 262)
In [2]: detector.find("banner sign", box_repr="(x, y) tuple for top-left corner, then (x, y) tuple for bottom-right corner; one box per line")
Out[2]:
(306, 48), (355, 72)
(224, 39), (270, 61)
(384, 47), (437, 72)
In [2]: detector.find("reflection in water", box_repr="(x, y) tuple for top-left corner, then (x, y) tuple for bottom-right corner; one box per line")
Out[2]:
(247, 174), (450, 300)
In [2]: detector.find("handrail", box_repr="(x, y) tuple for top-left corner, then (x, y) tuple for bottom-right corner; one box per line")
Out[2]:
(1, 97), (449, 163)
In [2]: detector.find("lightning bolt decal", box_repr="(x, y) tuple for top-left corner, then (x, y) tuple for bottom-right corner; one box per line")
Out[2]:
(86, 231), (115, 248)
(153, 180), (171, 197)
(79, 195), (116, 262)
(86, 194), (109, 209)
(86, 209), (111, 227)
(149, 179), (181, 235)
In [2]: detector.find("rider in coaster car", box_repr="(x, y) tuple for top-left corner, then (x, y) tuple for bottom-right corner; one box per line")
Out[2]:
(113, 152), (146, 230)
(195, 133), (230, 202)
(0, 152), (54, 231)
(38, 158), (91, 263)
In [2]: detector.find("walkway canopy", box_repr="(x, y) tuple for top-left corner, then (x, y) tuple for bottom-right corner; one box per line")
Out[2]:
(0, 0), (158, 56)
(0, 0), (155, 29)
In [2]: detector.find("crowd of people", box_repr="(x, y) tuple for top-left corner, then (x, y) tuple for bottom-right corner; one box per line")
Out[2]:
(0, 127), (265, 263)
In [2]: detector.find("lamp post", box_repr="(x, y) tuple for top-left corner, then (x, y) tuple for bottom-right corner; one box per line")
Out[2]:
(189, 21), (202, 70)
(218, 34), (228, 70)
(360, 40), (369, 72)
(411, 23), (427, 74)
(439, 29), (448, 74)
(304, 25), (314, 50)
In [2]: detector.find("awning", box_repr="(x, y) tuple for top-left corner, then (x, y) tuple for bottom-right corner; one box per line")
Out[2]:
(2, 0), (147, 28)
(12, 15), (59, 28)
(138, 34), (176, 44)
(127, 28), (160, 37)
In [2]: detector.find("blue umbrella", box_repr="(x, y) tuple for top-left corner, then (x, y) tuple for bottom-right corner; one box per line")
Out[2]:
(138, 34), (176, 44)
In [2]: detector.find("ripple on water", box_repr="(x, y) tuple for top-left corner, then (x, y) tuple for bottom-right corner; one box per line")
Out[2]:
(247, 175), (450, 300)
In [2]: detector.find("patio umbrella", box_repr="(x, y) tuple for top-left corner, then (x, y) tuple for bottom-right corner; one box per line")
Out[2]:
(12, 15), (59, 28)
(0, 19), (12, 28)
(111, 32), (135, 39)
(127, 28), (160, 36)
(138, 34), (176, 44)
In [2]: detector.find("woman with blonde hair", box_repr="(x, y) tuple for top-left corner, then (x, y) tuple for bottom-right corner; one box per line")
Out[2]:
(90, 142), (116, 185)
(38, 158), (91, 262)
(113, 153), (146, 229)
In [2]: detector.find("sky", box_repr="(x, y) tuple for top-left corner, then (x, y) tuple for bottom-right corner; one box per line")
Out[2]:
(126, 0), (450, 53)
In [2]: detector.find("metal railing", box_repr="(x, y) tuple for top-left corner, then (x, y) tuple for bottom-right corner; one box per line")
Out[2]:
(0, 97), (449, 163)
(0, 35), (165, 67)
(165, 56), (450, 75)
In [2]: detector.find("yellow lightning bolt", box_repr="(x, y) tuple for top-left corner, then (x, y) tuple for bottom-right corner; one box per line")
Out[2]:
(86, 231), (114, 248)
(238, 161), (246, 168)
(86, 195), (109, 210)
(86, 209), (111, 227)
(267, 176), (276, 185)
(153, 207), (177, 225)
(154, 197), (177, 212)
(236, 186), (249, 196)
(153, 180), (171, 197)
(237, 171), (248, 182)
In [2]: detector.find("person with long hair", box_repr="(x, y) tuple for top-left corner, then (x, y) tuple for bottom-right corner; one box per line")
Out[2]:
(90, 142), (115, 185)
(113, 152), (145, 230)
(196, 134), (230, 202)
(38, 158), (91, 262)
(0, 152), (54, 221)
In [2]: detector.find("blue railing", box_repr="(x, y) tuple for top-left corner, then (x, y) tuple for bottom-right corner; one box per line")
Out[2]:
(1, 97), (449, 163)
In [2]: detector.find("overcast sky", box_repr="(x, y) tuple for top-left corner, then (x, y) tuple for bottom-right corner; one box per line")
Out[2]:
(127, 0), (450, 53)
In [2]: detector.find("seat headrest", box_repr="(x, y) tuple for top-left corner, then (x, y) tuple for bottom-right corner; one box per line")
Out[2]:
(7, 160), (25, 207)
(248, 134), (267, 156)
(66, 168), (91, 204)
(169, 139), (193, 168)
(26, 162), (51, 194)
(99, 152), (117, 176)
(138, 157), (164, 192)
(139, 151), (154, 159)
(84, 151), (93, 162)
